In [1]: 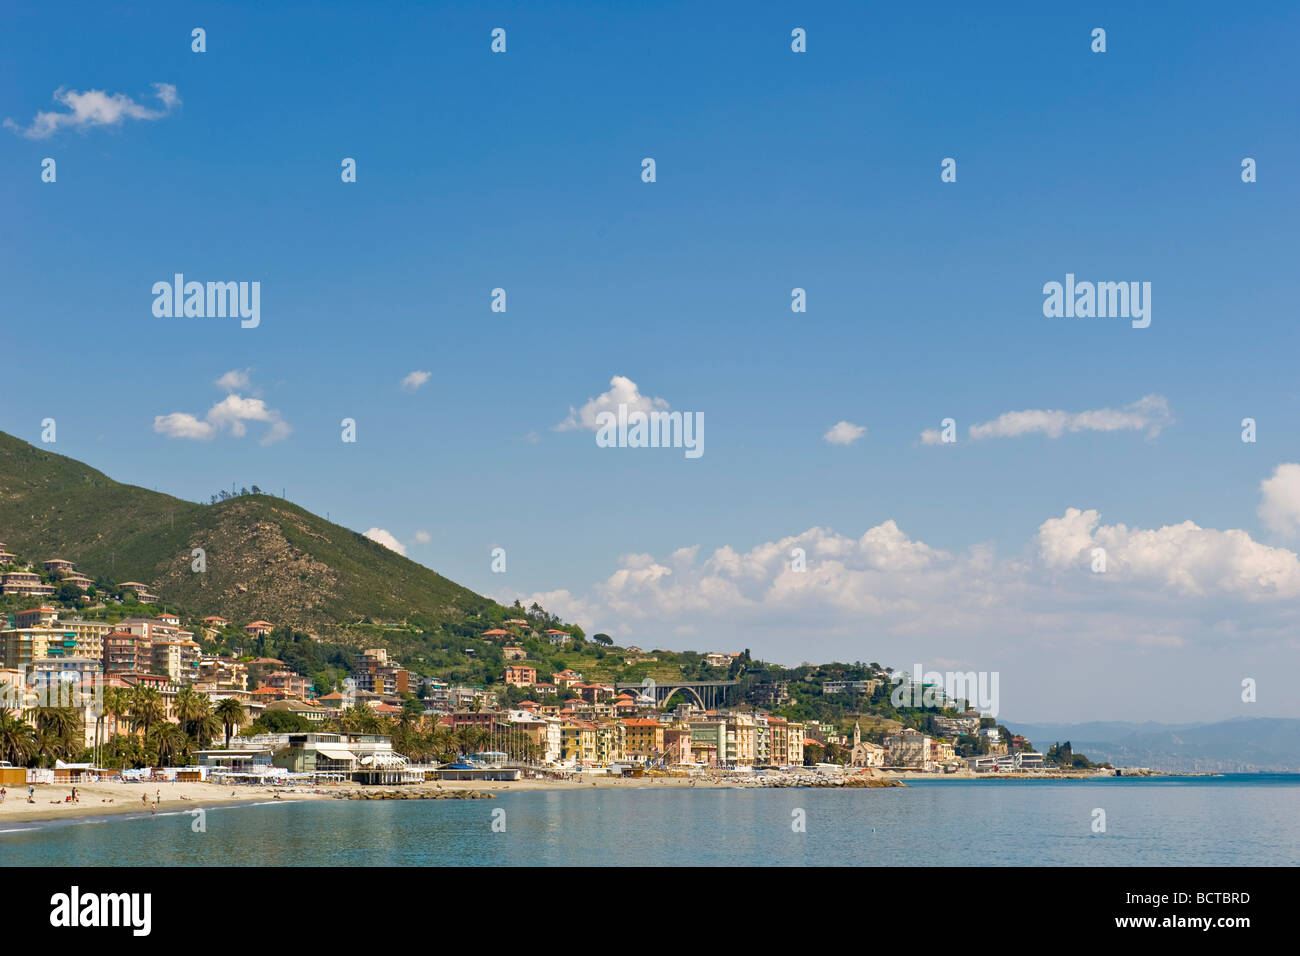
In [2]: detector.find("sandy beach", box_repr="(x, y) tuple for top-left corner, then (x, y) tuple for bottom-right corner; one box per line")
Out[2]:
(0, 780), (335, 825)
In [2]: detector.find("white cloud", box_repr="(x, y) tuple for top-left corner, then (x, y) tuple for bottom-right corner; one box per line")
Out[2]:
(925, 395), (1173, 444)
(518, 501), (1300, 657)
(1036, 507), (1300, 597)
(400, 370), (431, 392)
(364, 528), (407, 556)
(823, 421), (866, 445)
(557, 375), (669, 431)
(6, 82), (180, 139)
(1259, 463), (1300, 538)
(215, 369), (253, 392)
(152, 412), (214, 441)
(413, 530), (431, 544)
(154, 372), (289, 445)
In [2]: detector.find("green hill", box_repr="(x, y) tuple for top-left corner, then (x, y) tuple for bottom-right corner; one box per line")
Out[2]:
(0, 431), (493, 637)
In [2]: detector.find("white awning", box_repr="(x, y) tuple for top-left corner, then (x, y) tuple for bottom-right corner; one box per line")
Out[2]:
(315, 748), (357, 761)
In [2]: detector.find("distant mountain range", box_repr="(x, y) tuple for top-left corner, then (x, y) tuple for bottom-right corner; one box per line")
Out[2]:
(0, 431), (496, 638)
(1006, 717), (1300, 772)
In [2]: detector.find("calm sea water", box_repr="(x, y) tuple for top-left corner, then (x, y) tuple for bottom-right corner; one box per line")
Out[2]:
(3, 774), (1297, 866)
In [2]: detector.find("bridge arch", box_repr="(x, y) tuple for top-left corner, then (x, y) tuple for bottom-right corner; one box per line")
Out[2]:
(655, 685), (705, 709)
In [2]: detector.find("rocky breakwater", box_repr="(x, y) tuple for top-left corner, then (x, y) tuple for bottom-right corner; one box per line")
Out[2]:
(335, 788), (494, 800)
(739, 772), (904, 788)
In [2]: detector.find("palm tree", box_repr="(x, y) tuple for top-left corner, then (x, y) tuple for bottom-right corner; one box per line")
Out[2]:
(339, 705), (382, 735)
(455, 726), (489, 756)
(149, 723), (189, 765)
(104, 685), (131, 740)
(192, 699), (222, 748)
(128, 686), (167, 740)
(31, 706), (82, 764)
(173, 685), (203, 738)
(214, 697), (246, 747)
(0, 711), (38, 766)
(430, 727), (459, 762)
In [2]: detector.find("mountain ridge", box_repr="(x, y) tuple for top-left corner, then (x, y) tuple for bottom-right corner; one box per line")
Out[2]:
(0, 430), (494, 639)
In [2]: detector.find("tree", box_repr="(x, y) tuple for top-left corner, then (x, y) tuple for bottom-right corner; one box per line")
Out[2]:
(215, 697), (247, 747)
(0, 711), (38, 766)
(338, 705), (383, 735)
(592, 633), (613, 646)
(150, 723), (190, 765)
(104, 686), (131, 740)
(193, 709), (222, 748)
(31, 706), (82, 764)
(250, 710), (313, 734)
(128, 686), (167, 740)
(173, 686), (203, 739)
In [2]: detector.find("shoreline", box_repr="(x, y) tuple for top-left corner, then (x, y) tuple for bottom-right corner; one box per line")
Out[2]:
(0, 768), (1160, 827)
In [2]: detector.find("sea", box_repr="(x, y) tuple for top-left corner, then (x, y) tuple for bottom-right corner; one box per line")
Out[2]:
(2, 774), (1297, 866)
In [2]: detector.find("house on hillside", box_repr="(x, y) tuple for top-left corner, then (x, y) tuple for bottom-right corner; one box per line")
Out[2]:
(504, 664), (538, 687)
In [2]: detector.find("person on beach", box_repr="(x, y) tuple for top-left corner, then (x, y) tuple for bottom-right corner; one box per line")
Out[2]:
(0, 787), (6, 802)
(142, 793), (148, 805)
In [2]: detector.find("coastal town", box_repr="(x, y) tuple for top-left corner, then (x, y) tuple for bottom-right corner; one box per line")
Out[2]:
(0, 541), (1073, 811)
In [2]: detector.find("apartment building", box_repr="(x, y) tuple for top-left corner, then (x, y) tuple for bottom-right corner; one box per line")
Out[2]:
(354, 648), (410, 695)
(2, 571), (55, 596)
(885, 728), (933, 769)
(104, 630), (151, 675)
(503, 664), (538, 687)
(622, 717), (664, 760)
(0, 627), (82, 670)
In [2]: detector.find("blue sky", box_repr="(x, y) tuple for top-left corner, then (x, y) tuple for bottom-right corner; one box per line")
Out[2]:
(3, 2), (1299, 721)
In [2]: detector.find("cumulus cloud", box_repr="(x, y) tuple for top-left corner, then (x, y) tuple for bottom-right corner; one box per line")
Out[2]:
(153, 371), (289, 445)
(363, 528), (406, 556)
(1259, 463), (1300, 538)
(152, 412), (214, 441)
(215, 369), (253, 392)
(557, 375), (669, 431)
(6, 82), (180, 139)
(1036, 507), (1300, 598)
(823, 421), (866, 445)
(413, 530), (432, 544)
(512, 497), (1300, 660)
(924, 395), (1173, 444)
(400, 370), (431, 392)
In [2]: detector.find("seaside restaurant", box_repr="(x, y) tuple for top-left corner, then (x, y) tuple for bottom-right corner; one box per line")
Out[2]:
(194, 746), (277, 776)
(272, 732), (421, 785)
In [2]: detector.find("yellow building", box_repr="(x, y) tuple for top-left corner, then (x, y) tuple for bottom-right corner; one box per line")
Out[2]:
(725, 713), (756, 766)
(595, 720), (626, 764)
(0, 627), (85, 670)
(621, 718), (665, 761)
(561, 720), (598, 765)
